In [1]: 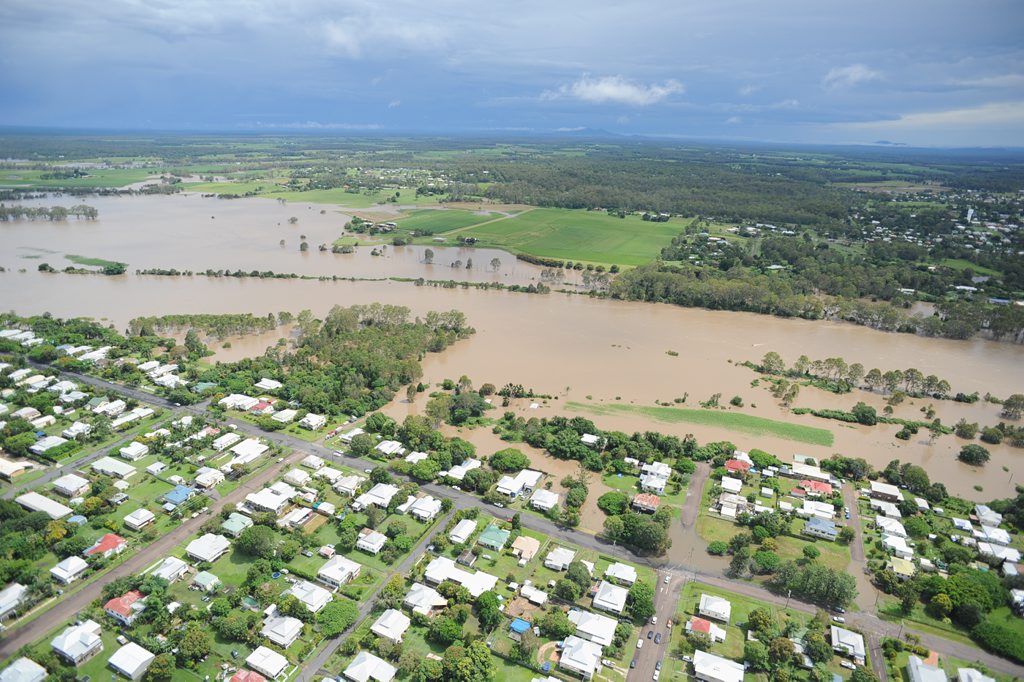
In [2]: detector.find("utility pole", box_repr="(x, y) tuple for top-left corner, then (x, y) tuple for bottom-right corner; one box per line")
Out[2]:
(785, 588), (792, 609)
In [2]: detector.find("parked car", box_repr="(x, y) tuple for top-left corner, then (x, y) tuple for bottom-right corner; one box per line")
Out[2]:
(637, 640), (644, 650)
(663, 575), (670, 584)
(647, 630), (653, 639)
(630, 659), (637, 669)
(833, 606), (846, 614)
(840, 661), (856, 670)
(651, 616), (657, 625)
(832, 616), (846, 624)
(653, 672), (660, 681)
(655, 661), (662, 671)
(654, 633), (662, 644)
(682, 655), (692, 663)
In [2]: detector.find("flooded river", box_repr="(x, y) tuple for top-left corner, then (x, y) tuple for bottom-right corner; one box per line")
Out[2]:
(1, 195), (1022, 503)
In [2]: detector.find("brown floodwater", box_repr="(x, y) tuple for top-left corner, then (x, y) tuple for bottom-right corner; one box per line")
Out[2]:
(1, 195), (1022, 503)
(1, 193), (559, 285)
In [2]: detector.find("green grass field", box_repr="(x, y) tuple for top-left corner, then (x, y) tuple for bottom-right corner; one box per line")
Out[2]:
(937, 258), (1003, 277)
(396, 208), (505, 233)
(566, 402), (834, 446)
(0, 168), (156, 189)
(65, 254), (127, 269)
(452, 208), (684, 266)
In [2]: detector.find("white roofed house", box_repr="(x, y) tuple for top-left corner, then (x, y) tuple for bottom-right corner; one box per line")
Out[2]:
(580, 433), (601, 447)
(343, 651), (396, 682)
(212, 432), (242, 452)
(247, 646), (289, 679)
(150, 556), (189, 582)
(371, 609), (411, 642)
(592, 580), (628, 614)
(255, 378), (283, 391)
(830, 625), (866, 664)
(567, 608), (617, 646)
(496, 469), (543, 498)
(408, 495), (442, 522)
(720, 476), (742, 494)
(530, 489), (559, 512)
(448, 519), (476, 545)
(444, 458), (481, 482)
(870, 480), (902, 502)
(185, 533), (231, 563)
(272, 408), (298, 424)
(283, 468), (311, 487)
(16, 492), (72, 519)
(698, 594), (731, 622)
(301, 454), (325, 470)
(404, 451), (428, 464)
(108, 641), (155, 680)
(871, 499), (902, 518)
(334, 474), (365, 497)
(640, 461), (672, 494)
(29, 435), (68, 456)
(357, 528), (388, 555)
(0, 583), (28, 621)
(374, 440), (405, 457)
(339, 427), (365, 443)
(314, 466), (342, 483)
(287, 580), (333, 613)
(299, 413), (327, 430)
(882, 534), (914, 560)
(353, 483), (400, 511)
(318, 555), (362, 590)
(62, 421), (92, 439)
(194, 466), (225, 489)
(403, 582), (448, 615)
(223, 439), (269, 472)
(558, 635), (603, 680)
(423, 556), (498, 597)
(246, 486), (293, 515)
(692, 650), (744, 682)
(51, 619), (103, 664)
(974, 505), (1002, 527)
(0, 657), (47, 682)
(876, 516), (907, 538)
(119, 442), (149, 461)
(261, 610), (304, 648)
(92, 456), (136, 479)
(53, 473), (91, 498)
(544, 547), (576, 571)
(51, 556), (88, 584)
(907, 655), (948, 682)
(604, 562), (637, 585)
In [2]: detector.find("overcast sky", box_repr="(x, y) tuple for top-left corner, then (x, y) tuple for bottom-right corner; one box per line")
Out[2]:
(1, 0), (1022, 146)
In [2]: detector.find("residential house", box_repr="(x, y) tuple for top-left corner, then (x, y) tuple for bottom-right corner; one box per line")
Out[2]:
(261, 612), (303, 648)
(118, 442), (149, 461)
(371, 609), (411, 642)
(51, 620), (103, 664)
(640, 461), (672, 494)
(52, 473), (91, 498)
(246, 486), (292, 515)
(632, 493), (660, 513)
(443, 459), (481, 482)
(185, 533), (231, 563)
(343, 651), (396, 682)
(338, 427), (365, 443)
(975, 505), (1002, 527)
(407, 495), (442, 522)
(283, 468), (311, 487)
(0, 458), (27, 481)
(800, 480), (833, 497)
(62, 421), (92, 439)
(720, 476), (742, 494)
(150, 556), (189, 583)
(957, 669), (996, 682)
(698, 594), (731, 622)
(692, 650), (744, 682)
(404, 451), (428, 464)
(353, 483), (400, 511)
(91, 457), (136, 480)
(229, 671), (267, 682)
(301, 455), (325, 470)
(558, 635), (603, 680)
(246, 647), (289, 679)
(334, 475), (365, 497)
(496, 469), (543, 498)
(870, 481), (902, 502)
(567, 609), (617, 647)
(51, 556), (88, 584)
(724, 459), (751, 476)
(357, 528), (388, 555)
(883, 534), (914, 559)
(907, 655), (948, 682)
(194, 467), (225, 489)
(318, 555), (362, 589)
(876, 516), (907, 538)
(544, 547), (576, 571)
(104, 590), (145, 626)
(530, 489), (559, 512)
(871, 499), (902, 518)
(0, 583), (27, 621)
(448, 519), (476, 545)
(163, 485), (195, 508)
(375, 440), (405, 457)
(478, 524), (511, 551)
(286, 580), (332, 613)
(254, 378), (283, 391)
(423, 557), (498, 597)
(511, 536), (540, 561)
(799, 500), (836, 520)
(889, 557), (916, 581)
(212, 433), (242, 451)
(604, 562), (637, 586)
(592, 580), (628, 615)
(221, 512), (254, 537)
(16, 492), (73, 519)
(830, 625), (866, 664)
(299, 413), (327, 430)
(0, 658), (47, 682)
(108, 642), (154, 681)
(84, 533), (127, 559)
(403, 582), (447, 616)
(802, 516), (838, 541)
(193, 571), (221, 592)
(686, 617), (726, 643)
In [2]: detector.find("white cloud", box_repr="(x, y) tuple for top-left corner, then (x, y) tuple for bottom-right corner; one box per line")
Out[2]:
(949, 74), (1024, 89)
(738, 84), (760, 96)
(543, 75), (684, 106)
(823, 64), (881, 89)
(837, 101), (1024, 130)
(322, 16), (449, 59)
(388, 99), (401, 108)
(725, 116), (742, 124)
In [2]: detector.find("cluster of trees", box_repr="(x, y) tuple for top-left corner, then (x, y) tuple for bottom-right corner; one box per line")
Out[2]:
(129, 312), (280, 340)
(767, 561), (858, 607)
(195, 304), (474, 416)
(757, 351), (953, 399)
(0, 204), (98, 221)
(601, 506), (673, 555)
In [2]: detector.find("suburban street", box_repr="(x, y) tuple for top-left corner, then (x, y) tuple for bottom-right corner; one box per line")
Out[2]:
(629, 572), (683, 681)
(8, 366), (1024, 680)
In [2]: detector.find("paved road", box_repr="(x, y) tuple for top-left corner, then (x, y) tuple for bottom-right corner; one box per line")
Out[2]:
(679, 463), (709, 529)
(840, 484), (887, 681)
(630, 572), (683, 682)
(18, 367), (1024, 680)
(297, 510), (455, 682)
(0, 448), (304, 660)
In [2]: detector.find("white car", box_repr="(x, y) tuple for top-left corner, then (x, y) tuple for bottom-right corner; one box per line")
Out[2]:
(663, 575), (670, 584)
(832, 616), (845, 624)
(840, 661), (856, 670)
(653, 672), (660, 681)
(636, 639), (644, 650)
(651, 616), (657, 625)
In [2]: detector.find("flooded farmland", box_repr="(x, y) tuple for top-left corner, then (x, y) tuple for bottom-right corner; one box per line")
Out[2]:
(1, 194), (1022, 501)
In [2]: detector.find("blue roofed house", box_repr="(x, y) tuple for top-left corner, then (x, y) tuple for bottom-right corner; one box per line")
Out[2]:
(803, 516), (838, 541)
(509, 618), (531, 641)
(163, 485), (194, 508)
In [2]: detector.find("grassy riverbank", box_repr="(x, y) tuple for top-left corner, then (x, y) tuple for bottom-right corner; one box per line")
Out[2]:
(566, 401), (835, 446)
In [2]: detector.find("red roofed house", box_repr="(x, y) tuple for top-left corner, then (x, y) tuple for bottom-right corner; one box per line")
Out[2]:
(104, 590), (145, 626)
(724, 459), (751, 476)
(229, 671), (267, 682)
(801, 480), (833, 497)
(250, 401), (274, 416)
(632, 493), (661, 513)
(84, 533), (127, 559)
(685, 616), (726, 643)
